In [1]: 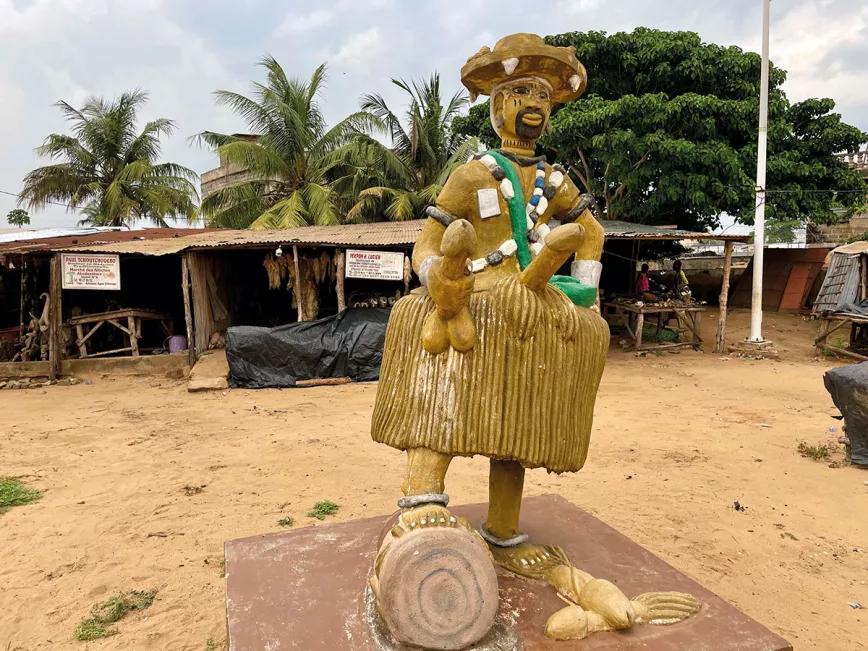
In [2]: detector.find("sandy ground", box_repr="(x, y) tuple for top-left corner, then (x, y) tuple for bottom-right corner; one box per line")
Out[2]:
(1, 309), (867, 650)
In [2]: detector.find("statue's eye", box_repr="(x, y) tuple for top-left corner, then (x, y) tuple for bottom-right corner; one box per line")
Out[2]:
(513, 87), (530, 95)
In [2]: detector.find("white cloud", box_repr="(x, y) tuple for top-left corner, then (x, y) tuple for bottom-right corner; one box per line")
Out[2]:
(277, 9), (335, 35)
(332, 27), (386, 71)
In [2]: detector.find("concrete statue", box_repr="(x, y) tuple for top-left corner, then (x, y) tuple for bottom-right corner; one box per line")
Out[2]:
(369, 33), (699, 649)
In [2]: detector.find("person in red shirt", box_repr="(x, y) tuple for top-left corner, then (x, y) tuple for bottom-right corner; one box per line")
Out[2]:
(635, 263), (651, 295)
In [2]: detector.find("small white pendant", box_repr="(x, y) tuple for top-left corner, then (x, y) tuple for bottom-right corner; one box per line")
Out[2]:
(477, 188), (501, 219)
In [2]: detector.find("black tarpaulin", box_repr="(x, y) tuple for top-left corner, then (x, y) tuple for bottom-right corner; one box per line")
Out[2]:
(226, 308), (389, 388)
(824, 361), (868, 466)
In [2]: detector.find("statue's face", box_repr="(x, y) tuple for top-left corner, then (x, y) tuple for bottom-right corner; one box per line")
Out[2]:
(495, 79), (552, 142)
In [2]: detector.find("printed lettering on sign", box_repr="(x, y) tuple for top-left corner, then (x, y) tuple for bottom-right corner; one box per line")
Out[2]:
(345, 249), (406, 281)
(61, 253), (121, 290)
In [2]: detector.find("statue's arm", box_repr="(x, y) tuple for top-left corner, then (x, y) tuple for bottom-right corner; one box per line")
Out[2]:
(412, 166), (475, 286)
(554, 175), (604, 288)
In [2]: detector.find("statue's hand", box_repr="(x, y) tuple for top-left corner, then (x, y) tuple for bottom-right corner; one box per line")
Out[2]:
(427, 259), (474, 319)
(427, 220), (476, 319)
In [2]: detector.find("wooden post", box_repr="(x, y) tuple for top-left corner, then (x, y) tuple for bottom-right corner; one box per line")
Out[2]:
(293, 246), (304, 321)
(127, 315), (139, 357)
(18, 255), (25, 338)
(181, 254), (196, 366)
(48, 254), (62, 379)
(335, 249), (346, 312)
(714, 241), (734, 353)
(635, 311), (644, 351)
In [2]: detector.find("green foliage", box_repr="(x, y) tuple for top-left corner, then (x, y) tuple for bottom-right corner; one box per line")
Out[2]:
(343, 75), (478, 222)
(277, 515), (295, 527)
(797, 441), (837, 461)
(21, 92), (198, 227)
(306, 500), (339, 520)
(0, 477), (41, 512)
(196, 58), (379, 229)
(74, 618), (115, 641)
(453, 28), (867, 231)
(6, 208), (29, 228)
(74, 590), (156, 641)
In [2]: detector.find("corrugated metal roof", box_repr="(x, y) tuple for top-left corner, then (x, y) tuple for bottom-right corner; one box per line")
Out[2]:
(813, 252), (863, 313)
(0, 227), (117, 245)
(53, 219), (747, 256)
(57, 221), (424, 255)
(0, 227), (212, 255)
(602, 220), (748, 241)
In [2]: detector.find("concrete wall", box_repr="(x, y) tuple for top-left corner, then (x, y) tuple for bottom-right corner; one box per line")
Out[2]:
(809, 214), (868, 244)
(0, 353), (189, 379)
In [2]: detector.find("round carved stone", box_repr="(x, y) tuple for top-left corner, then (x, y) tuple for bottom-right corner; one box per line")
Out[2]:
(376, 527), (499, 650)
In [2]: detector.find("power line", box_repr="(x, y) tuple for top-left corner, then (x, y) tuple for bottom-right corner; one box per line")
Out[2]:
(0, 188), (78, 209)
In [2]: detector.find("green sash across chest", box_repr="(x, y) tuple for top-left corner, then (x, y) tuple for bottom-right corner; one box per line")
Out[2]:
(485, 150), (596, 308)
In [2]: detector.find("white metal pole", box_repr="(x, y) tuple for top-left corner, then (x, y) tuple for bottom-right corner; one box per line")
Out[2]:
(750, 0), (770, 342)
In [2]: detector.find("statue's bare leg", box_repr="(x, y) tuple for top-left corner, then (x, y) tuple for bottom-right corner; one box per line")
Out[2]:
(482, 459), (699, 640)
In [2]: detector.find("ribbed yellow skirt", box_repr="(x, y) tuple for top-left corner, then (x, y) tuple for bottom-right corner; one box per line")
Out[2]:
(371, 276), (609, 473)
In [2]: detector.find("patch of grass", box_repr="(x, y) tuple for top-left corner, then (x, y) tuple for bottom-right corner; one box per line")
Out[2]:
(277, 516), (295, 527)
(0, 477), (41, 512)
(306, 500), (339, 520)
(74, 618), (116, 641)
(797, 441), (837, 461)
(205, 639), (219, 651)
(74, 590), (156, 641)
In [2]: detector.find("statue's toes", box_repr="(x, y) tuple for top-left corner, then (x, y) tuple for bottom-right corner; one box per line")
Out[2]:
(578, 578), (635, 630)
(631, 591), (701, 624)
(544, 605), (589, 640)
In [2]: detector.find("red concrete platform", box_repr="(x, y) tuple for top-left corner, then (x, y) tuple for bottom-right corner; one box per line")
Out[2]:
(225, 494), (791, 650)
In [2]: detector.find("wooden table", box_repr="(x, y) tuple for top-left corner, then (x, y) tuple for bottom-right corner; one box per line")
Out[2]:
(603, 302), (704, 352)
(68, 308), (173, 358)
(814, 314), (868, 361)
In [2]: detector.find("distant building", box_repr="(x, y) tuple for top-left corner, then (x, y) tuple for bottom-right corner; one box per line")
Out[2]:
(809, 149), (868, 244)
(199, 134), (260, 201)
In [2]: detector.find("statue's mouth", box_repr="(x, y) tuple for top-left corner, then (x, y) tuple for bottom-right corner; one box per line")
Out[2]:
(514, 108), (546, 140)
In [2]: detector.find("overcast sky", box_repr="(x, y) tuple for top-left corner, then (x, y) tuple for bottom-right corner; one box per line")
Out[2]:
(0, 0), (865, 229)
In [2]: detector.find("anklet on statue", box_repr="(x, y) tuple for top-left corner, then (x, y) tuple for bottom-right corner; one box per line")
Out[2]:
(479, 526), (529, 547)
(397, 492), (449, 509)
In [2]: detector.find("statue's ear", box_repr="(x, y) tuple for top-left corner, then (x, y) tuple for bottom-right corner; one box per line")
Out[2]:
(490, 90), (505, 134)
(491, 90), (504, 119)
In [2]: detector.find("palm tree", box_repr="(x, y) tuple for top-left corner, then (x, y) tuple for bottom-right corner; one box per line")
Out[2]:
(20, 91), (198, 227)
(343, 74), (479, 222)
(195, 58), (378, 229)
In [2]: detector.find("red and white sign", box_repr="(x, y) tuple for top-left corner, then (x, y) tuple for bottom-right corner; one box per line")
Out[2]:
(61, 253), (121, 290)
(345, 249), (405, 281)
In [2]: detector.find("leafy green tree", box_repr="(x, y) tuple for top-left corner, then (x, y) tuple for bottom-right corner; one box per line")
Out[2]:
(195, 58), (378, 229)
(453, 28), (867, 231)
(6, 208), (29, 228)
(341, 75), (478, 222)
(20, 92), (198, 227)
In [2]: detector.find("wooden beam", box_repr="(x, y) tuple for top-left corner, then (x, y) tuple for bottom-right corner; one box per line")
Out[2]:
(48, 254), (62, 380)
(335, 249), (346, 312)
(714, 241), (734, 353)
(293, 245), (304, 321)
(181, 253), (196, 366)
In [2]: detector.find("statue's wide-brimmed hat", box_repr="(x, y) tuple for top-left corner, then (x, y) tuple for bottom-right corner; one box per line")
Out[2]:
(460, 33), (587, 104)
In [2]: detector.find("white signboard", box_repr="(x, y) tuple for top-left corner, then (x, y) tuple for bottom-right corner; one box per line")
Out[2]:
(345, 249), (405, 281)
(61, 253), (121, 290)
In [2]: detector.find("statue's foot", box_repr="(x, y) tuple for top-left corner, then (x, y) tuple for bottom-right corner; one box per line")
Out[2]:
(371, 505), (499, 650)
(487, 539), (700, 640)
(544, 592), (701, 640)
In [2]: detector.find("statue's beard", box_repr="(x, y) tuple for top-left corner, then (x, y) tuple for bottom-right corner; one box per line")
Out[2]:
(514, 108), (546, 140)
